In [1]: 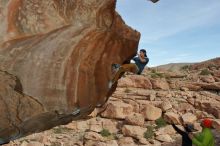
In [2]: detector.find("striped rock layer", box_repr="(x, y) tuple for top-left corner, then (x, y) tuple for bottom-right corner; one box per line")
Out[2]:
(0, 0), (140, 142)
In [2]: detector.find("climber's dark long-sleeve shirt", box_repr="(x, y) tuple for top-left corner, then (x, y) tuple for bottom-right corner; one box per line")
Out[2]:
(172, 124), (192, 146)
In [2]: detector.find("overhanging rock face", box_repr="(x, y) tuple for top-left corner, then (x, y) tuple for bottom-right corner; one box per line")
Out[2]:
(0, 0), (140, 142)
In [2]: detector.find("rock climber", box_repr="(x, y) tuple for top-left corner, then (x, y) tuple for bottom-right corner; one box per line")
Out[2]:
(111, 49), (149, 85)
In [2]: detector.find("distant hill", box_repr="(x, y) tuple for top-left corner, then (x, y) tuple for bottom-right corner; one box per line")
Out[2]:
(153, 57), (220, 71)
(191, 57), (220, 70)
(153, 63), (193, 71)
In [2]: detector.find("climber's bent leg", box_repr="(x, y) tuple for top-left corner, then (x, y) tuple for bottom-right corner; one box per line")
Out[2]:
(112, 63), (139, 83)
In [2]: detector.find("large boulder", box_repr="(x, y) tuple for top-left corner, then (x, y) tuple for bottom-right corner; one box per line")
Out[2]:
(118, 137), (137, 146)
(150, 78), (170, 90)
(101, 101), (133, 119)
(181, 113), (197, 124)
(141, 104), (162, 121)
(212, 119), (220, 130)
(125, 113), (145, 126)
(89, 118), (118, 133)
(84, 132), (104, 141)
(164, 112), (181, 125)
(192, 82), (220, 91)
(160, 101), (172, 112)
(0, 0), (140, 113)
(0, 71), (45, 141)
(156, 134), (174, 143)
(200, 75), (215, 83)
(0, 0), (140, 142)
(155, 125), (176, 136)
(122, 125), (147, 139)
(118, 75), (152, 89)
(195, 100), (220, 118)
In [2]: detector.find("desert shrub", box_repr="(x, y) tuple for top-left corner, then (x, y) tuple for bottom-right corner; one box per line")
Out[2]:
(181, 65), (190, 70)
(155, 117), (167, 129)
(144, 126), (154, 139)
(124, 88), (132, 93)
(200, 69), (211, 75)
(53, 126), (72, 134)
(151, 69), (157, 73)
(150, 69), (165, 78)
(100, 129), (111, 137)
(208, 64), (217, 68)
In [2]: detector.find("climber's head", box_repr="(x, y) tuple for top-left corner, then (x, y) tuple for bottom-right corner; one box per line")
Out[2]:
(139, 49), (147, 58)
(185, 124), (195, 133)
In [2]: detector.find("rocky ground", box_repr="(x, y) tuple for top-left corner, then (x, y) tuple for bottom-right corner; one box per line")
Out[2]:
(4, 58), (220, 146)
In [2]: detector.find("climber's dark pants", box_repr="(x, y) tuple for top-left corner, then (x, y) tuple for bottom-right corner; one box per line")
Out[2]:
(112, 63), (139, 83)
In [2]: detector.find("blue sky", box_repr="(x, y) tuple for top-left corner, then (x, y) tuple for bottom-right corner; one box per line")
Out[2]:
(116, 0), (220, 67)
